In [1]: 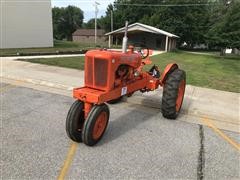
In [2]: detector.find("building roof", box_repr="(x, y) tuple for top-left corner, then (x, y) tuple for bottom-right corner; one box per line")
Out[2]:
(72, 29), (105, 36)
(105, 22), (179, 38)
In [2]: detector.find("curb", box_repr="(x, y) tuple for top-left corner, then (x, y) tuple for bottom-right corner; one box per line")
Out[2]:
(2, 75), (74, 91)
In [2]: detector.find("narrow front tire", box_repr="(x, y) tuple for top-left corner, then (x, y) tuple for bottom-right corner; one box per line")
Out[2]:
(66, 100), (85, 142)
(82, 103), (110, 146)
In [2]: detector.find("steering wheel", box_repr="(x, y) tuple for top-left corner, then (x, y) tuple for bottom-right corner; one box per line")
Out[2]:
(133, 44), (149, 59)
(138, 48), (149, 59)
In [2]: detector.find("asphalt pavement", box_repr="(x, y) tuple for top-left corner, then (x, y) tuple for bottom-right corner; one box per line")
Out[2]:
(1, 82), (240, 179)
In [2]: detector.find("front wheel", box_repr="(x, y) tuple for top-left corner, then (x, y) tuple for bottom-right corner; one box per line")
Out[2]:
(66, 100), (85, 142)
(162, 69), (186, 119)
(82, 103), (110, 146)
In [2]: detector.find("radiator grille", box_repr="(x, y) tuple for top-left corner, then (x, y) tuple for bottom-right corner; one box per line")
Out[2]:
(85, 57), (93, 86)
(94, 58), (108, 87)
(85, 57), (108, 89)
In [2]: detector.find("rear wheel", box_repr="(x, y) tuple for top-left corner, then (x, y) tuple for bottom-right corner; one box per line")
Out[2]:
(162, 69), (186, 119)
(82, 103), (110, 146)
(66, 100), (85, 142)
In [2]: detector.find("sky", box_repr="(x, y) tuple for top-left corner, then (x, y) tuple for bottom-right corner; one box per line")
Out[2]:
(52, 0), (115, 22)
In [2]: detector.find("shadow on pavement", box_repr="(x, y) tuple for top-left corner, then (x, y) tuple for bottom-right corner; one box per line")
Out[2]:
(98, 105), (156, 145)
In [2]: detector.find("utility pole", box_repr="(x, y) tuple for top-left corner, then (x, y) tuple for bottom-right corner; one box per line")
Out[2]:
(110, 10), (113, 48)
(94, 1), (100, 45)
(111, 10), (113, 32)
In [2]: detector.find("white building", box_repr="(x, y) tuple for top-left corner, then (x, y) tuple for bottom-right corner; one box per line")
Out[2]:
(0, 0), (53, 49)
(106, 23), (179, 51)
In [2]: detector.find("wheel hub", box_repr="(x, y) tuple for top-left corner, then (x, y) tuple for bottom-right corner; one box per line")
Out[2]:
(92, 111), (107, 140)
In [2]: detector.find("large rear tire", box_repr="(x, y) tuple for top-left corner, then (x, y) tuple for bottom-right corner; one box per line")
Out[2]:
(82, 103), (109, 146)
(162, 69), (186, 119)
(66, 100), (85, 142)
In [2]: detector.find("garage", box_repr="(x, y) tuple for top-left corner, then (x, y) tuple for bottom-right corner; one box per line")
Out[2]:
(105, 22), (179, 51)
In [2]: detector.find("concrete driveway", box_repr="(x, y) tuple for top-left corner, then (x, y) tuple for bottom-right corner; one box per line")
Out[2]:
(1, 82), (240, 179)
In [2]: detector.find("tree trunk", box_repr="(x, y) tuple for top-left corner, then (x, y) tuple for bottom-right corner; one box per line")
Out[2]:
(67, 35), (73, 41)
(220, 48), (226, 56)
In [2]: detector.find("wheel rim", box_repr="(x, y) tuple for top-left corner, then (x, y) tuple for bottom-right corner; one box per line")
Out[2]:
(92, 111), (107, 140)
(176, 80), (186, 112)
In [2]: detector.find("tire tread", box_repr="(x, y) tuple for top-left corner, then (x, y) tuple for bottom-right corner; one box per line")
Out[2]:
(66, 100), (84, 142)
(162, 69), (186, 119)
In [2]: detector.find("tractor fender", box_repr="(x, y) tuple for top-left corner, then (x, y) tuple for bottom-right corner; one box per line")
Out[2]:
(160, 63), (178, 85)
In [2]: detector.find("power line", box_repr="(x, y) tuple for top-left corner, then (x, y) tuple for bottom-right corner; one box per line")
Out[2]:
(115, 3), (220, 7)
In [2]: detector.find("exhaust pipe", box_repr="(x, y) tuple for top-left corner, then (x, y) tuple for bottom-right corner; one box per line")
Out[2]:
(122, 21), (128, 53)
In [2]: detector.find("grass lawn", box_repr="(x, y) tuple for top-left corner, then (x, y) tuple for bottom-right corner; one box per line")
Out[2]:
(19, 56), (85, 70)
(147, 51), (240, 93)
(0, 40), (95, 56)
(19, 51), (240, 92)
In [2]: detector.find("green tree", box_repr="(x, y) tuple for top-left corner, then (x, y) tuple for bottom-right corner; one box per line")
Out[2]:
(52, 6), (84, 40)
(207, 0), (240, 51)
(83, 18), (103, 29)
(101, 0), (210, 47)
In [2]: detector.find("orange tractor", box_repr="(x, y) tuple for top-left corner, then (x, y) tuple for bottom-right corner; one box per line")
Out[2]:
(66, 22), (186, 146)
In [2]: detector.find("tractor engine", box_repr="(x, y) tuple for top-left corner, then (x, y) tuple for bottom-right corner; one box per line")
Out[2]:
(84, 49), (142, 92)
